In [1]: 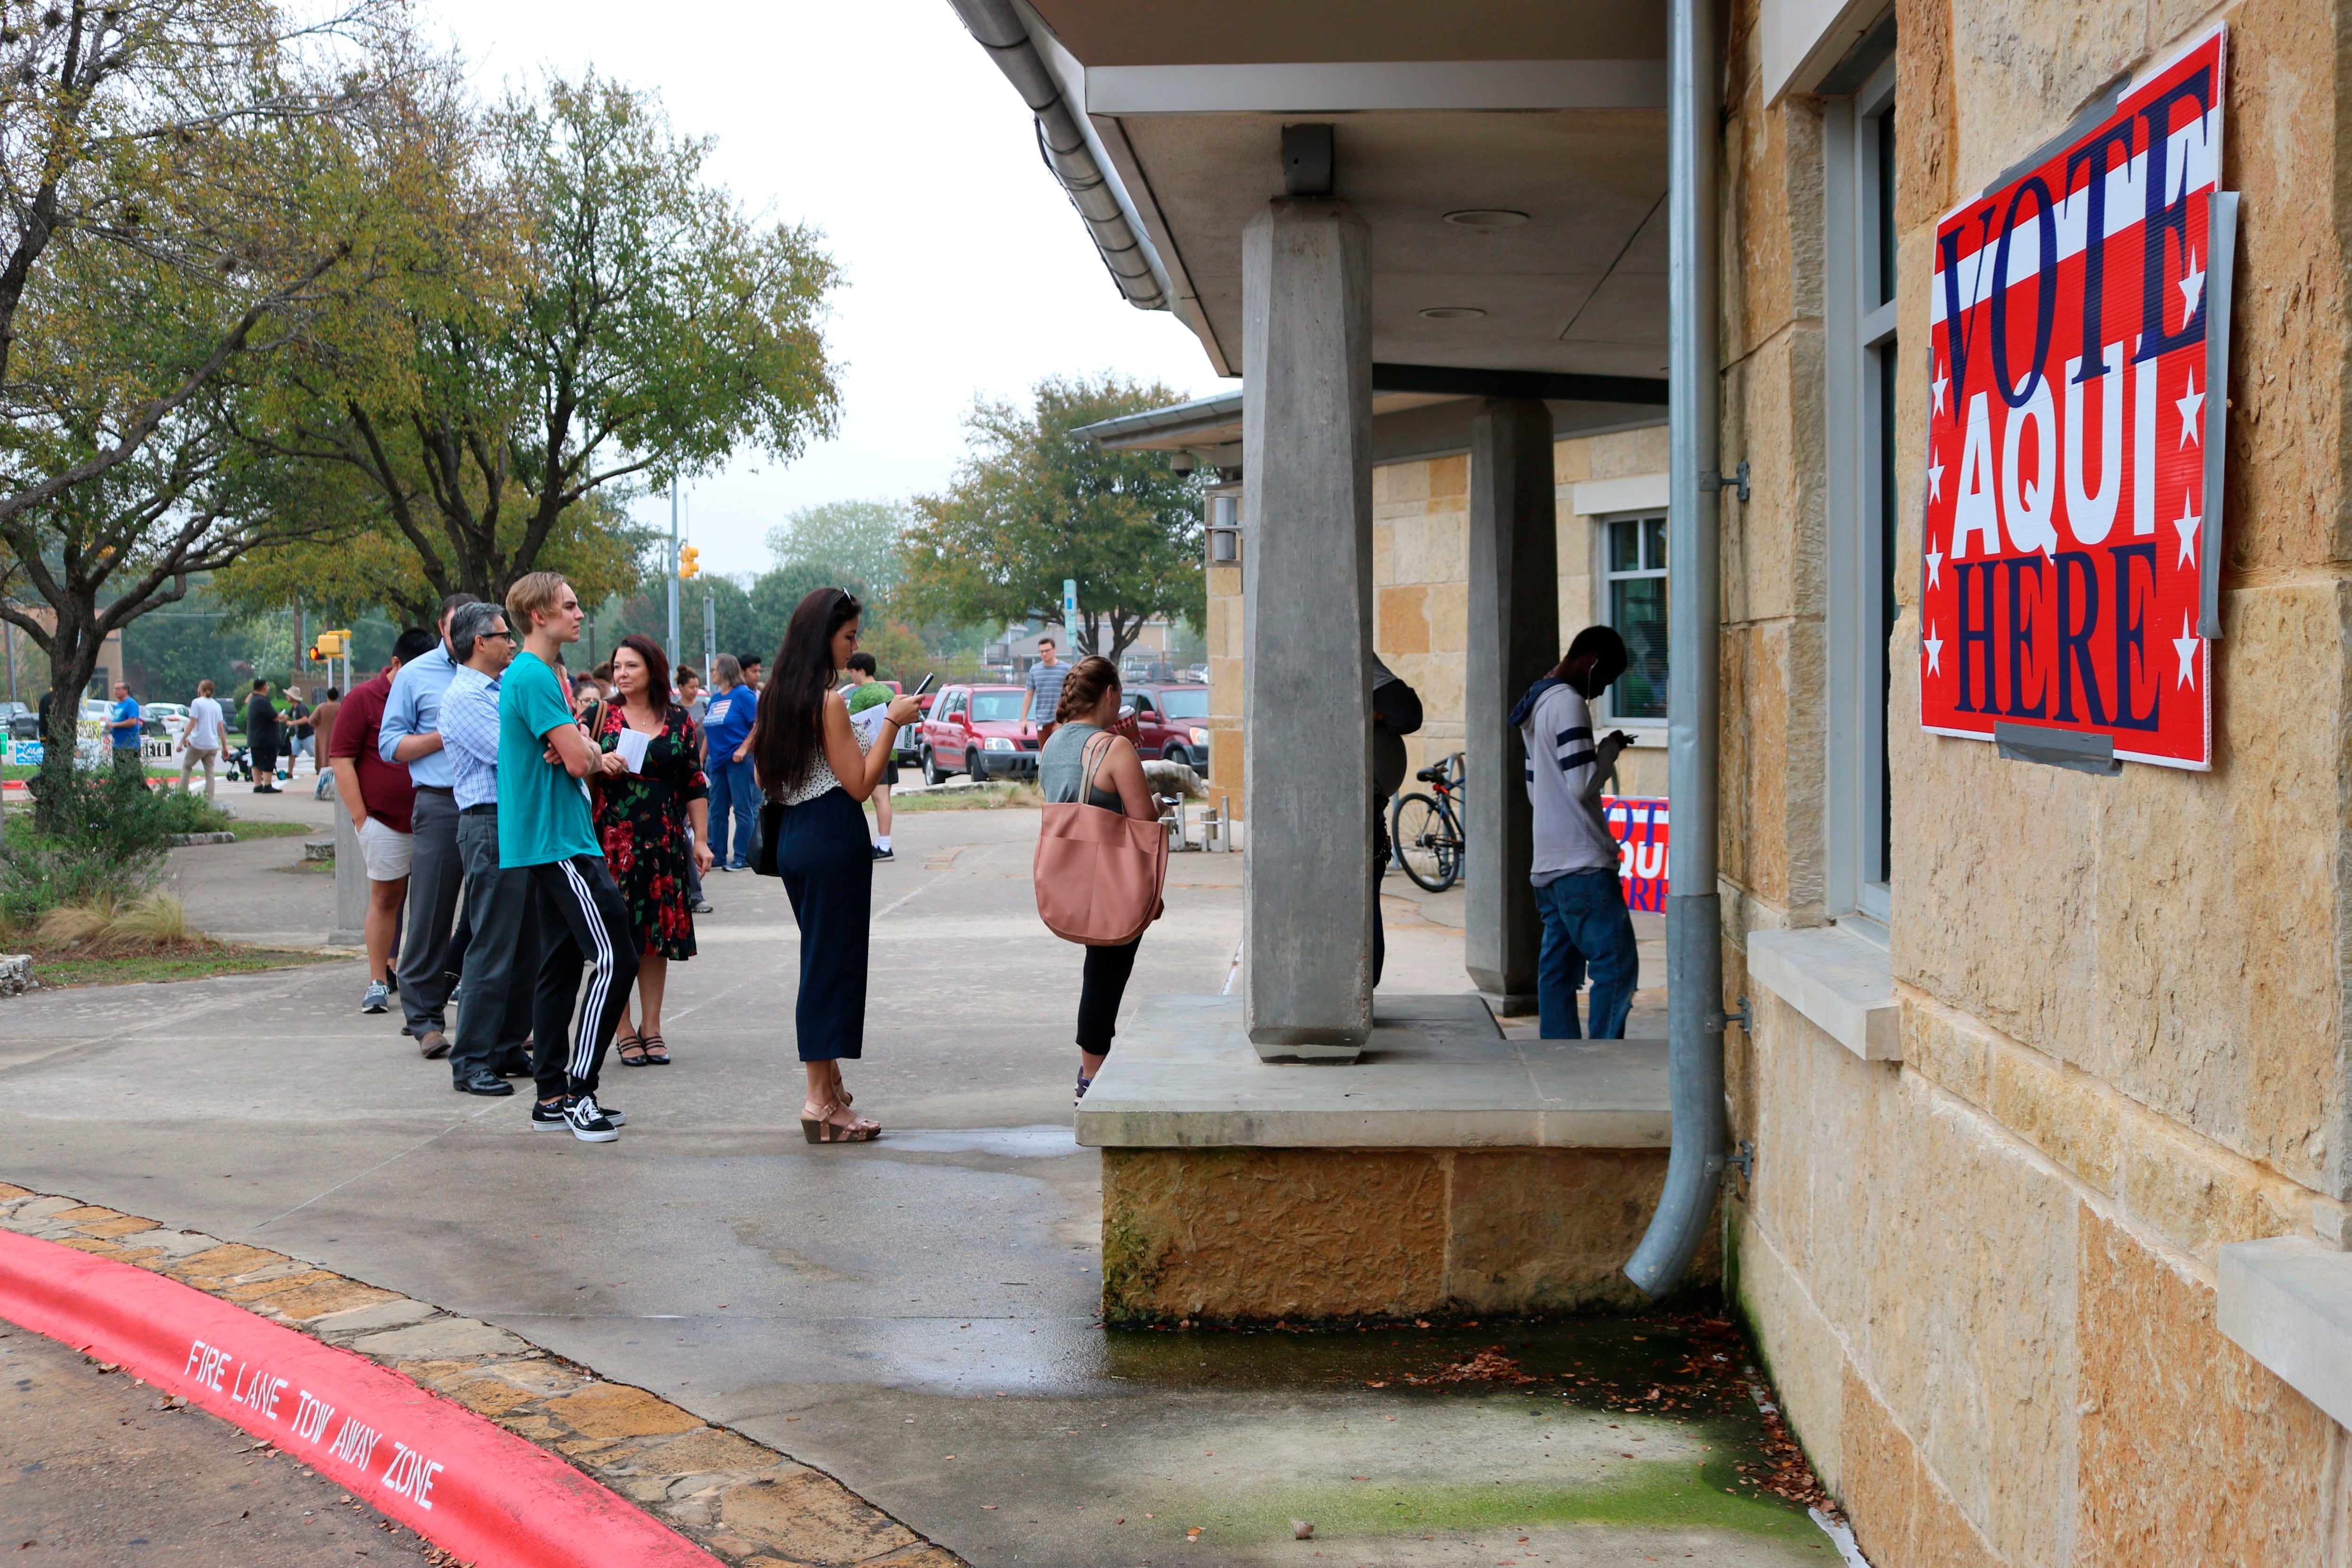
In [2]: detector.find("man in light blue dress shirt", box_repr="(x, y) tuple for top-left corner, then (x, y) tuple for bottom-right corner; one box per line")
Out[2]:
(437, 601), (537, 1095)
(380, 593), (477, 1057)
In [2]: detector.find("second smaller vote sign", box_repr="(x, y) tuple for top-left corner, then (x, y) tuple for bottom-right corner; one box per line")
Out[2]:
(1603, 795), (1668, 913)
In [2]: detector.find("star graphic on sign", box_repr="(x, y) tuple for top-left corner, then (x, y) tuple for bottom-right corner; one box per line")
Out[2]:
(2178, 248), (2205, 328)
(1931, 359), (1949, 417)
(1925, 545), (1944, 588)
(2173, 614), (2200, 689)
(2174, 494), (2202, 567)
(2177, 373), (2205, 448)
(1927, 450), (1945, 502)
(1923, 621), (1943, 676)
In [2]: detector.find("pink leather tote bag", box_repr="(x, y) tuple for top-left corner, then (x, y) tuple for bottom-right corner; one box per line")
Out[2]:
(1033, 733), (1167, 947)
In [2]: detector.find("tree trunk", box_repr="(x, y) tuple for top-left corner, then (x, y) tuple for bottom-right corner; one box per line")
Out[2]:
(35, 630), (99, 836)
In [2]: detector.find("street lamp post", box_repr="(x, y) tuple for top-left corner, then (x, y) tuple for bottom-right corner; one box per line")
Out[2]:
(667, 477), (682, 667)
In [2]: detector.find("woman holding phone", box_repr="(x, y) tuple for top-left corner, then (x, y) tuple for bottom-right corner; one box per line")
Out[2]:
(591, 634), (713, 1066)
(751, 589), (920, 1142)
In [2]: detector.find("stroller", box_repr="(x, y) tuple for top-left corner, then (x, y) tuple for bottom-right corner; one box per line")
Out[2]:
(223, 743), (257, 783)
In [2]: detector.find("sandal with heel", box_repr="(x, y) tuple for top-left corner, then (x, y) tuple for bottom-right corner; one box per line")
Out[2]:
(614, 1032), (650, 1067)
(800, 1099), (880, 1143)
(641, 1034), (670, 1066)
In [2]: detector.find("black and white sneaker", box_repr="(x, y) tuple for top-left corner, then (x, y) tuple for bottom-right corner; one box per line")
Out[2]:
(531, 1098), (569, 1130)
(563, 1094), (620, 1142)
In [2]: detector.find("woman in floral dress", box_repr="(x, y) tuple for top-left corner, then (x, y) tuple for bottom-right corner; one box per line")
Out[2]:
(592, 634), (714, 1066)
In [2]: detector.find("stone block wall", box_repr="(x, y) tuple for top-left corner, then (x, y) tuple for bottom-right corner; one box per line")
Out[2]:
(1719, 0), (2352, 1560)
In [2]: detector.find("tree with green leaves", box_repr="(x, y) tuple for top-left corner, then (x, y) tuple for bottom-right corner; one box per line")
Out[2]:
(902, 374), (1204, 661)
(239, 69), (842, 615)
(0, 0), (425, 821)
(766, 499), (908, 597)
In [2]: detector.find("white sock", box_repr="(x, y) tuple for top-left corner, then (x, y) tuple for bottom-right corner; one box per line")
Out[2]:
(877, 836), (892, 851)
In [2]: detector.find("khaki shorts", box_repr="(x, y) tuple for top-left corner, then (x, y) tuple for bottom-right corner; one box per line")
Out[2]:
(358, 816), (414, 882)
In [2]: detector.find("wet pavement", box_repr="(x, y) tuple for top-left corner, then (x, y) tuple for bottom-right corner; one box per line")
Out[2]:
(1, 791), (1827, 1566)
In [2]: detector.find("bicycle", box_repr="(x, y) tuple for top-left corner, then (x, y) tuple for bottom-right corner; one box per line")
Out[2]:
(1390, 751), (1465, 893)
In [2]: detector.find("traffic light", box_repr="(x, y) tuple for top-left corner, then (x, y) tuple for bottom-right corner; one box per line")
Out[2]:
(679, 545), (700, 580)
(309, 629), (344, 661)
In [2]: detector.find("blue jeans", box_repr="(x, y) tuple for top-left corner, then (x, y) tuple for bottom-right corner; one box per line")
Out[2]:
(707, 753), (760, 868)
(1534, 869), (1638, 1039)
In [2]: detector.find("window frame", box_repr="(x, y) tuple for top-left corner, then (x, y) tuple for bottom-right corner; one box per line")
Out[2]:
(1823, 57), (1899, 931)
(1598, 509), (1671, 732)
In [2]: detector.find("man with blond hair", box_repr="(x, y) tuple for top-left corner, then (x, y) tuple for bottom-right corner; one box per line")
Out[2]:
(500, 572), (636, 1142)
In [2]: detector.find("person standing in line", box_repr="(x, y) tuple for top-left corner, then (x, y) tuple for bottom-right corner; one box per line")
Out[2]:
(283, 691), (312, 773)
(676, 666), (707, 723)
(751, 589), (919, 1143)
(1511, 625), (1639, 1040)
(842, 652), (897, 861)
(672, 664), (712, 912)
(244, 679), (282, 792)
(437, 602), (537, 1097)
(701, 654), (760, 871)
(737, 653), (763, 691)
(1037, 656), (1164, 1102)
(1370, 656), (1424, 988)
(180, 680), (225, 800)
(307, 686), (342, 800)
(499, 572), (636, 1144)
(107, 681), (144, 784)
(380, 593), (481, 1061)
(1022, 636), (1068, 741)
(591, 634), (712, 1067)
(332, 633), (431, 1015)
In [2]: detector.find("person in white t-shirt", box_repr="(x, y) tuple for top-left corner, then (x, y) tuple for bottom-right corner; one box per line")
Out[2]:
(1510, 626), (1638, 1039)
(180, 679), (226, 800)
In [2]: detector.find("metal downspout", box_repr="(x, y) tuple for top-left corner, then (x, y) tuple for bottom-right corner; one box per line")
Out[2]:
(945, 0), (1168, 310)
(1626, 0), (1726, 1299)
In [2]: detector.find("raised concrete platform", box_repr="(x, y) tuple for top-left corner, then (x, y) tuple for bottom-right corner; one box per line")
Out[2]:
(1081, 995), (1708, 1324)
(1076, 993), (1670, 1149)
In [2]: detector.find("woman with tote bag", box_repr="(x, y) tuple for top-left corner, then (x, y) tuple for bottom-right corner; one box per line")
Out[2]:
(1033, 656), (1166, 1102)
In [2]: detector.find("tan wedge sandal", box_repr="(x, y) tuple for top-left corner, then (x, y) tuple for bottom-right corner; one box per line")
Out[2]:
(800, 1100), (880, 1143)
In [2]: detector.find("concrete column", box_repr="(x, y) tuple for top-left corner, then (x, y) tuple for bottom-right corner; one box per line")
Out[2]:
(331, 803), (366, 947)
(1464, 398), (1560, 1012)
(1240, 198), (1374, 1060)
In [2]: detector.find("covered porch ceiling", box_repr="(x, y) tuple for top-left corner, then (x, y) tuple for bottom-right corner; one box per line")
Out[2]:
(1013, 0), (1671, 396)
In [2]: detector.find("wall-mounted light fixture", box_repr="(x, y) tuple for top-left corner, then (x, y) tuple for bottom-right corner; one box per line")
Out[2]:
(1205, 489), (1243, 565)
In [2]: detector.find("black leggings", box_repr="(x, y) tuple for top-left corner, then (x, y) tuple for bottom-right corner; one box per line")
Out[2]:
(1077, 937), (1141, 1053)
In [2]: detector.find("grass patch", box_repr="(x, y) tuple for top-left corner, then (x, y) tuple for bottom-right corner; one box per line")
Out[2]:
(882, 782), (1043, 812)
(29, 946), (346, 988)
(226, 819), (314, 841)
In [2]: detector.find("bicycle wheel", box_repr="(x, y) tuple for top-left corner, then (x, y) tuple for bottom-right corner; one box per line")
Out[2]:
(1391, 793), (1462, 893)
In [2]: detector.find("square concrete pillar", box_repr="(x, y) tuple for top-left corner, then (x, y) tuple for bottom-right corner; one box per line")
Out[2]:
(1464, 398), (1559, 1012)
(1240, 198), (1374, 1060)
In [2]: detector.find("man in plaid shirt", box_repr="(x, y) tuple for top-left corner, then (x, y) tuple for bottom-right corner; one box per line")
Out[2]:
(437, 602), (538, 1096)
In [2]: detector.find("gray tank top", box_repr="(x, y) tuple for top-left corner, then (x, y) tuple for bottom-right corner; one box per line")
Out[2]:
(1040, 722), (1123, 811)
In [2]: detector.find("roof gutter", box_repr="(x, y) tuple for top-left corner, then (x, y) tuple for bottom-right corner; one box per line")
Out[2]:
(946, 0), (1169, 310)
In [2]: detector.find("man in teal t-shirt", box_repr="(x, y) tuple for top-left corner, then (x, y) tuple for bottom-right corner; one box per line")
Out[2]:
(497, 572), (636, 1144)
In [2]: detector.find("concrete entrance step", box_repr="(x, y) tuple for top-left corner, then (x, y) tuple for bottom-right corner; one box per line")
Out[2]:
(1076, 993), (1670, 1150)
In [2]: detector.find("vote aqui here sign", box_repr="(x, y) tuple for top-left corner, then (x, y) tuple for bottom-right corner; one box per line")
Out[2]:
(1922, 24), (2229, 770)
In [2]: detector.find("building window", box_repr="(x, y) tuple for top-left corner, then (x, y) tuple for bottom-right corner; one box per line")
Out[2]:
(1604, 513), (1669, 722)
(1825, 54), (1897, 928)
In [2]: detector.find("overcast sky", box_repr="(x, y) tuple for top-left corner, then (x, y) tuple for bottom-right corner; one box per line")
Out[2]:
(435, 0), (1229, 578)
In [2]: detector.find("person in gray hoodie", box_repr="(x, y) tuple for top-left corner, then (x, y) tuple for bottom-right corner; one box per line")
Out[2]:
(1509, 626), (1637, 1038)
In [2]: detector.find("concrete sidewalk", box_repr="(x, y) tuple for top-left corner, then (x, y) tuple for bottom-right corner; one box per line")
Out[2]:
(4, 798), (1824, 1567)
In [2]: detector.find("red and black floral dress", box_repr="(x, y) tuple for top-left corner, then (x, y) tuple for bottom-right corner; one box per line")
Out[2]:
(590, 703), (709, 961)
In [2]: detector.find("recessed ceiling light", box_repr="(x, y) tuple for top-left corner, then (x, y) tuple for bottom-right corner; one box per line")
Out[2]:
(1419, 306), (1486, 320)
(1444, 209), (1529, 228)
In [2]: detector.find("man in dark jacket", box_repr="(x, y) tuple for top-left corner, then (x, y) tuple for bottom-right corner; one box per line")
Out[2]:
(245, 679), (281, 792)
(1371, 656), (1424, 988)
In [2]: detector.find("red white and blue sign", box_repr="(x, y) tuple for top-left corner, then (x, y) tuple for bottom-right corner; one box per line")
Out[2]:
(1604, 795), (1668, 913)
(1923, 24), (2228, 769)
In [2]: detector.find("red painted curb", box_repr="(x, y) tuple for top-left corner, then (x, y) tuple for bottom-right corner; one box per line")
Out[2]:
(0, 1230), (715, 1567)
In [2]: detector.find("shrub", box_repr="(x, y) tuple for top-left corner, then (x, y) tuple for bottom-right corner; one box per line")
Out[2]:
(0, 771), (224, 927)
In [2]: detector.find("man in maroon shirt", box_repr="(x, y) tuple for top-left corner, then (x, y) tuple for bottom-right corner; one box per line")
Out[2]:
(332, 629), (435, 1016)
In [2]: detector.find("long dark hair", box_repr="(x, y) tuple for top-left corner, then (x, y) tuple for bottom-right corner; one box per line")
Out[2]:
(614, 633), (672, 710)
(752, 587), (861, 796)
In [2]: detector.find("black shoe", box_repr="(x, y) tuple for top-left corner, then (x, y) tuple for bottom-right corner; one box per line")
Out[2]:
(872, 845), (893, 861)
(690, 898), (714, 914)
(531, 1098), (568, 1130)
(562, 1093), (620, 1143)
(455, 1071), (513, 1097)
(493, 1051), (533, 1077)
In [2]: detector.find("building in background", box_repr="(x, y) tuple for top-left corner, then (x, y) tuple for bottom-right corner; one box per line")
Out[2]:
(955, 0), (2352, 1560)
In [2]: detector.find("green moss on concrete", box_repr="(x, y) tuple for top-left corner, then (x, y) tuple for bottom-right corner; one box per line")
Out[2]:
(1099, 1204), (1166, 1324)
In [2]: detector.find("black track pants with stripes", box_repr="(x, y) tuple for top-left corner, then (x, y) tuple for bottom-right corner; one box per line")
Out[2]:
(526, 855), (639, 1102)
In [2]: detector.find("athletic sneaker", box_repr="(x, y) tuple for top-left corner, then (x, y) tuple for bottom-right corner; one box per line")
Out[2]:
(872, 844), (893, 861)
(531, 1098), (568, 1130)
(361, 980), (389, 1014)
(563, 1094), (620, 1143)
